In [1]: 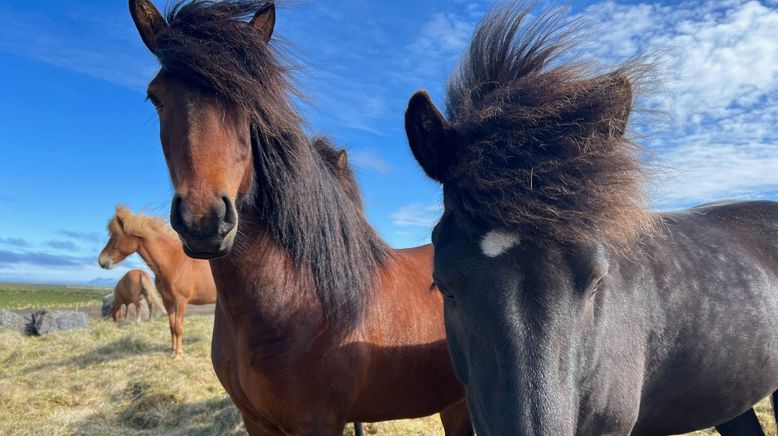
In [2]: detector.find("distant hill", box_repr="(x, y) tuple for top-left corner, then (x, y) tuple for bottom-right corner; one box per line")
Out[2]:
(86, 277), (117, 287)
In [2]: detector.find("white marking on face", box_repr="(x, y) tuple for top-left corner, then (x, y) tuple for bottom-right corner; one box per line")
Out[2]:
(480, 230), (521, 257)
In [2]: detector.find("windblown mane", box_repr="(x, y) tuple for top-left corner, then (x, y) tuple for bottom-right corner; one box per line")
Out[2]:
(109, 206), (174, 239)
(154, 0), (388, 328)
(156, 0), (299, 141)
(444, 1), (655, 250)
(312, 136), (364, 210)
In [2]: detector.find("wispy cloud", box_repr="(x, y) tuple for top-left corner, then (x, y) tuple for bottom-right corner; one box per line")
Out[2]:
(349, 149), (392, 174)
(401, 9), (478, 92)
(0, 3), (156, 91)
(0, 237), (31, 248)
(0, 246), (144, 271)
(0, 262), (138, 286)
(653, 142), (778, 206)
(409, 12), (475, 57)
(582, 0), (778, 208)
(298, 61), (392, 135)
(391, 203), (442, 228)
(59, 230), (103, 244)
(43, 239), (79, 251)
(0, 249), (91, 268)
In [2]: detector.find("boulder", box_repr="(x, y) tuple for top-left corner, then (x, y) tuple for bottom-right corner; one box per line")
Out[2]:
(137, 299), (151, 318)
(31, 310), (90, 335)
(0, 310), (27, 332)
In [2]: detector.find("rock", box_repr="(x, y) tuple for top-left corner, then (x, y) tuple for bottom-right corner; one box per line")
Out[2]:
(31, 310), (90, 335)
(138, 299), (151, 318)
(0, 310), (27, 332)
(101, 294), (114, 317)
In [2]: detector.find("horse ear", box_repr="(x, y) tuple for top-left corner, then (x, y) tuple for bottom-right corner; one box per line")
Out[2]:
(129, 0), (167, 54)
(589, 73), (633, 137)
(113, 209), (125, 229)
(250, 1), (276, 43)
(605, 73), (632, 136)
(336, 150), (348, 170)
(405, 90), (454, 183)
(114, 205), (133, 227)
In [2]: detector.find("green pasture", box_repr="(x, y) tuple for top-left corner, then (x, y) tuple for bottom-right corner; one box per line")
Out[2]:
(0, 283), (108, 310)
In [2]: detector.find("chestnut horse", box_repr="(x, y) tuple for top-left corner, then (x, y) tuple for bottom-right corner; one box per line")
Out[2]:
(99, 206), (217, 358)
(128, 0), (471, 434)
(109, 269), (165, 322)
(404, 3), (777, 435)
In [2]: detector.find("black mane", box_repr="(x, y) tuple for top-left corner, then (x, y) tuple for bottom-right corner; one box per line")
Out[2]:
(155, 0), (389, 328)
(443, 1), (655, 249)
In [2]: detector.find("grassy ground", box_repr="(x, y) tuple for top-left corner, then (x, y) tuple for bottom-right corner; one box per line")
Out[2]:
(0, 314), (442, 435)
(0, 283), (107, 310)
(0, 313), (774, 435)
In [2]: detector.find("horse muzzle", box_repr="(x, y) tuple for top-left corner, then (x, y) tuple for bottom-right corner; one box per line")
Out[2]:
(170, 192), (238, 259)
(98, 254), (114, 269)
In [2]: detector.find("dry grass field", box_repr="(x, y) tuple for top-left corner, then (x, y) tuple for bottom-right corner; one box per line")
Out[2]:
(0, 314), (443, 435)
(0, 311), (774, 435)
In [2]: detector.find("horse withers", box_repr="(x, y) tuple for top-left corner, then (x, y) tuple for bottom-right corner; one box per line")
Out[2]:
(128, 0), (471, 434)
(404, 2), (778, 435)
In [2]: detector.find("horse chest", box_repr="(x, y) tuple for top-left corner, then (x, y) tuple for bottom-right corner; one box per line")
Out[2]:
(213, 312), (366, 432)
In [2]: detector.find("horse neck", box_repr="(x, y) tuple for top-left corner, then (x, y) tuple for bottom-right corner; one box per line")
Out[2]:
(210, 131), (391, 343)
(211, 210), (320, 313)
(134, 231), (188, 283)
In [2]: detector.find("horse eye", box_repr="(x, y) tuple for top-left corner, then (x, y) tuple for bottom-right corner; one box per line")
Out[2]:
(147, 93), (164, 109)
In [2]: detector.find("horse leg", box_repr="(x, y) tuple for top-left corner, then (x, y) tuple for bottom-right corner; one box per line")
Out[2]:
(167, 305), (178, 358)
(134, 301), (141, 322)
(353, 422), (364, 436)
(174, 300), (187, 359)
(715, 408), (765, 436)
(146, 296), (154, 321)
(439, 400), (474, 436)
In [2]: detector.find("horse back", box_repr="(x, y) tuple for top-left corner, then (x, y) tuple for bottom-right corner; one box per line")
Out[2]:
(627, 200), (778, 433)
(670, 200), (778, 270)
(114, 269), (148, 302)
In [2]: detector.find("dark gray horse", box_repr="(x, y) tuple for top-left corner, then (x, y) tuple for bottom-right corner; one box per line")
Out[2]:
(404, 2), (778, 435)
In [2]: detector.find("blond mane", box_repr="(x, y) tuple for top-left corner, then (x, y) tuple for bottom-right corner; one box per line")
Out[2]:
(108, 206), (176, 240)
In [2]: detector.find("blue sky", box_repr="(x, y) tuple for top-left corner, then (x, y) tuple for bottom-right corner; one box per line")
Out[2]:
(1, 0), (777, 284)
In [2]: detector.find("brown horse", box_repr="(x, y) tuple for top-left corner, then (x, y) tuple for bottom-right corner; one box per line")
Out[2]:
(98, 206), (217, 358)
(109, 269), (165, 322)
(129, 0), (471, 434)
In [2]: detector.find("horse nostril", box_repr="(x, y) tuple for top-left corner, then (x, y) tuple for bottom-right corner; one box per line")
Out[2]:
(170, 194), (186, 233)
(221, 194), (237, 225)
(170, 193), (236, 242)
